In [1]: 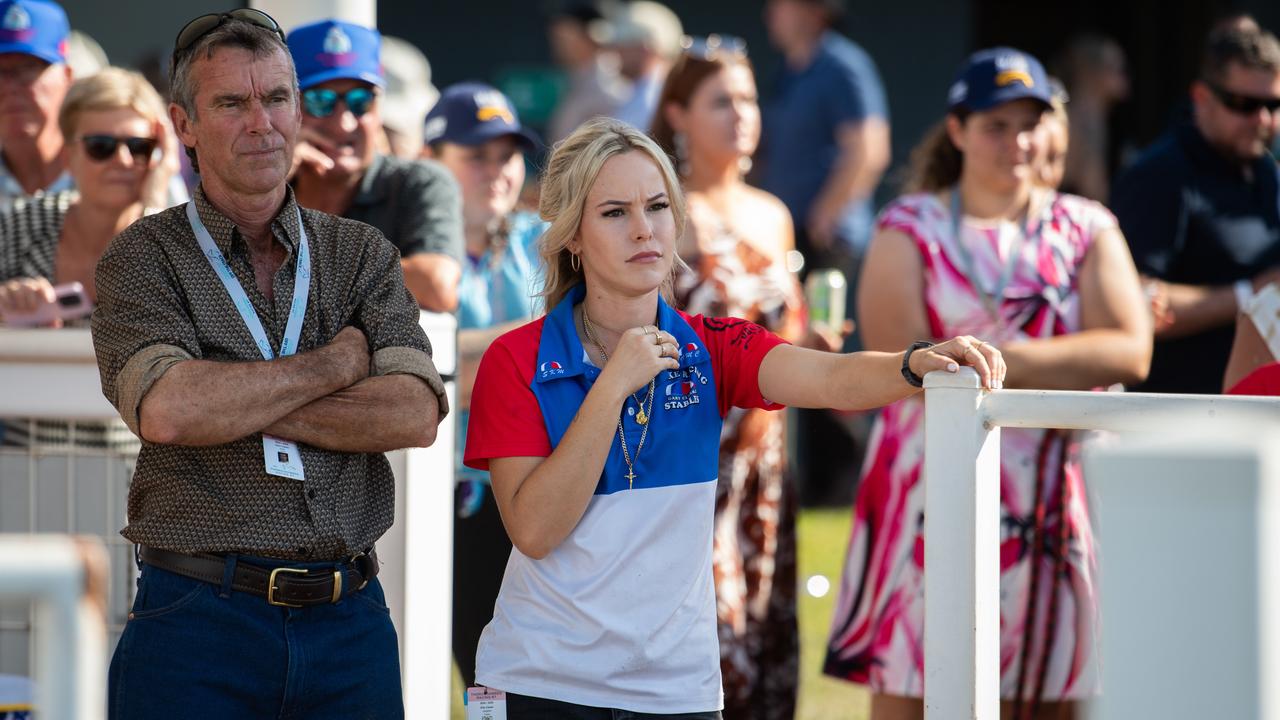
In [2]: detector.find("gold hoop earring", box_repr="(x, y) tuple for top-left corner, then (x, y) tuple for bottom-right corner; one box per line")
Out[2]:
(570, 253), (581, 272)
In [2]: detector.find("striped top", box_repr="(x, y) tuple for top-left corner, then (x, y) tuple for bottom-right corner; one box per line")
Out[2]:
(0, 190), (139, 453)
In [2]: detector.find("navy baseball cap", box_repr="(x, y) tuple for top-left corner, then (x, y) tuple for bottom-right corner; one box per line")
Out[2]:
(0, 0), (68, 65)
(947, 47), (1052, 113)
(424, 82), (540, 153)
(287, 19), (383, 90)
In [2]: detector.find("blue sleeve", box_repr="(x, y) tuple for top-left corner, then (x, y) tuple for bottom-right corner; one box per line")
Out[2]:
(1109, 154), (1185, 278)
(827, 45), (889, 126)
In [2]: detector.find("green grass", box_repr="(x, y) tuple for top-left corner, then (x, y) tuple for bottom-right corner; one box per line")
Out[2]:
(450, 507), (868, 719)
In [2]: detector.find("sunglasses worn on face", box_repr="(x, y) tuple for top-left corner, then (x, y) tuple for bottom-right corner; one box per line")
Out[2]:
(681, 34), (748, 61)
(81, 135), (157, 163)
(172, 8), (285, 61)
(303, 87), (377, 118)
(1208, 82), (1280, 115)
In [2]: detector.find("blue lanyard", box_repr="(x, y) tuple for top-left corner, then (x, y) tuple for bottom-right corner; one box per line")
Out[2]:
(948, 189), (1046, 324)
(187, 201), (311, 360)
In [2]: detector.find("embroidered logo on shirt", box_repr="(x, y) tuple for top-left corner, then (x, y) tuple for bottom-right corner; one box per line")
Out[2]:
(539, 360), (566, 377)
(663, 379), (701, 410)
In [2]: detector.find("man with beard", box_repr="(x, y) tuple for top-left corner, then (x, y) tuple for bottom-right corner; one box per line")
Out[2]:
(1112, 25), (1280, 393)
(288, 19), (462, 312)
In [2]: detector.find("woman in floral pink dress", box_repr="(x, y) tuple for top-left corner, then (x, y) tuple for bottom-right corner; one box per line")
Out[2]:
(823, 48), (1153, 720)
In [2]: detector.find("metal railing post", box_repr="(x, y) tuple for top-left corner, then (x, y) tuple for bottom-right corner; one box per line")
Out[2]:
(923, 368), (1000, 719)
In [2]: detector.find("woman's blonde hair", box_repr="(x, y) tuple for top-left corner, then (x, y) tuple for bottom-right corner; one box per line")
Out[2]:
(538, 118), (688, 310)
(58, 67), (168, 142)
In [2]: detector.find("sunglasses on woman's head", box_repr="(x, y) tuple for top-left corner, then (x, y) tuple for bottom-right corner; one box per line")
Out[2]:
(172, 8), (285, 61)
(80, 135), (157, 163)
(303, 87), (377, 118)
(681, 34), (748, 61)
(1207, 82), (1280, 115)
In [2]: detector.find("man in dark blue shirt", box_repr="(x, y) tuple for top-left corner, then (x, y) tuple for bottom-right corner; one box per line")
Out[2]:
(1111, 25), (1280, 394)
(761, 0), (890, 265)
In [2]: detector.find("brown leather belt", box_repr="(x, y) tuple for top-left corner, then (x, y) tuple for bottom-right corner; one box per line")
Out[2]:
(139, 545), (378, 608)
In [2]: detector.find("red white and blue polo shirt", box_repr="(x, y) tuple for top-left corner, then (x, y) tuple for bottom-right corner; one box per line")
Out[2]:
(464, 283), (787, 713)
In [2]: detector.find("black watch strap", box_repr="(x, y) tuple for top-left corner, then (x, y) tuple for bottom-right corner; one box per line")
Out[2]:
(901, 341), (934, 387)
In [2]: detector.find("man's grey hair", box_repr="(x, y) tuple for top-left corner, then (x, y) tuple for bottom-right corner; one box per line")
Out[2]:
(169, 18), (299, 172)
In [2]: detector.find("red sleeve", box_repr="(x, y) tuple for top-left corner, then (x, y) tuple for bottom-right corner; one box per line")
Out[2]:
(688, 313), (790, 417)
(463, 324), (553, 471)
(1226, 362), (1280, 397)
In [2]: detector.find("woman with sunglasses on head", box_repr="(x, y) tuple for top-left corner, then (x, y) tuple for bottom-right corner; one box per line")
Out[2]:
(419, 81), (546, 690)
(649, 34), (836, 719)
(463, 117), (1003, 719)
(0, 67), (176, 448)
(822, 49), (1152, 720)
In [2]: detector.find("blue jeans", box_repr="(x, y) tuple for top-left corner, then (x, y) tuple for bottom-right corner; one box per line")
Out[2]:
(505, 692), (722, 719)
(108, 556), (403, 719)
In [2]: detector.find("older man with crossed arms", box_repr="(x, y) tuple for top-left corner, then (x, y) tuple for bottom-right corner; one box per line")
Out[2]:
(91, 9), (443, 718)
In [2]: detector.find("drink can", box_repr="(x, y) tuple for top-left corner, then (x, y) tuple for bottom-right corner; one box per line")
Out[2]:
(805, 268), (846, 333)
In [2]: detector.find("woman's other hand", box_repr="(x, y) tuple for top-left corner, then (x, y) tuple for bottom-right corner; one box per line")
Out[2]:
(595, 325), (682, 398)
(911, 335), (1006, 390)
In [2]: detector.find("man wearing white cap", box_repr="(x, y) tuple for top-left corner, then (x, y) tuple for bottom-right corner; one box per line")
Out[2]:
(592, 0), (682, 131)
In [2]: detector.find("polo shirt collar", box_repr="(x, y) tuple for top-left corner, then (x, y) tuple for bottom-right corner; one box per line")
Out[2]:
(1177, 122), (1267, 182)
(534, 283), (709, 385)
(352, 154), (388, 207)
(193, 184), (305, 255)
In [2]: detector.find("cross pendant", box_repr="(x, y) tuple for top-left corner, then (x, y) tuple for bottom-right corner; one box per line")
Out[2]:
(625, 469), (637, 488)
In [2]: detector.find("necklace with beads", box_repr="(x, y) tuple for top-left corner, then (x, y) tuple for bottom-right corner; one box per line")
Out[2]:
(581, 308), (655, 489)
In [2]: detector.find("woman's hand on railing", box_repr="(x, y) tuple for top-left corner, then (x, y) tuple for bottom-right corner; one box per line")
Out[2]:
(0, 277), (63, 328)
(911, 336), (1006, 390)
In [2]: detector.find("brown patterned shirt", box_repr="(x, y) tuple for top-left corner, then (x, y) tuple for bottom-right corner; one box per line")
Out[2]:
(91, 185), (448, 560)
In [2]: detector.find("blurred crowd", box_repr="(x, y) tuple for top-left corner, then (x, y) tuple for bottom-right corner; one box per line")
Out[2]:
(1, 0), (1278, 718)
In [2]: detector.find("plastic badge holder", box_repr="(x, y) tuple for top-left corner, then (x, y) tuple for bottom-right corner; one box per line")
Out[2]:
(0, 282), (93, 327)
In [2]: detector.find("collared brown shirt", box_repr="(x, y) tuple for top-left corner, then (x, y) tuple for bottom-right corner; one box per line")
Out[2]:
(91, 185), (448, 561)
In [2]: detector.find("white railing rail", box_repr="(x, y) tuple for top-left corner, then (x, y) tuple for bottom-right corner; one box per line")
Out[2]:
(0, 534), (108, 720)
(922, 368), (1280, 719)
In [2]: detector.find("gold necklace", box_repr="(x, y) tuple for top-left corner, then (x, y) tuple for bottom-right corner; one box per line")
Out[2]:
(582, 308), (655, 489)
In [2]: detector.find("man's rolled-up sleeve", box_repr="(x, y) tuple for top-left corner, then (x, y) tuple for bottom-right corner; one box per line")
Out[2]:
(350, 228), (450, 418)
(90, 225), (202, 435)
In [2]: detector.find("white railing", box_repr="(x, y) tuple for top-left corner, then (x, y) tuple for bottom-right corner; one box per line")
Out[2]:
(922, 368), (1280, 719)
(0, 534), (108, 720)
(0, 317), (456, 719)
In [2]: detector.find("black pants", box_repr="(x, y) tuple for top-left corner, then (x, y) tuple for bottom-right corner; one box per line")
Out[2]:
(451, 483), (513, 687)
(507, 692), (722, 719)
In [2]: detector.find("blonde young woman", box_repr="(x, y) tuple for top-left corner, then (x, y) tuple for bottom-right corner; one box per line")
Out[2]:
(462, 118), (1004, 719)
(823, 49), (1151, 720)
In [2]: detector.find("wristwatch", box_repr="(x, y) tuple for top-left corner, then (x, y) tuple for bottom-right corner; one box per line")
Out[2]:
(901, 341), (934, 388)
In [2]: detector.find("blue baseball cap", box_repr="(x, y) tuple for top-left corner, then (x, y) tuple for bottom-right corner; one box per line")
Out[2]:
(947, 47), (1052, 113)
(424, 82), (540, 153)
(286, 19), (383, 90)
(0, 0), (68, 65)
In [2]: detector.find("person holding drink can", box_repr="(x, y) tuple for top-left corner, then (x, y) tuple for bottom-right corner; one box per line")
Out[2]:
(823, 48), (1152, 720)
(649, 34), (841, 717)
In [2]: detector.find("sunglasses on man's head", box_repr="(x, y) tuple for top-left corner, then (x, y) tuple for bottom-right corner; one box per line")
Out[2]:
(302, 87), (377, 118)
(172, 8), (285, 60)
(80, 135), (157, 163)
(1207, 82), (1280, 115)
(681, 34), (748, 61)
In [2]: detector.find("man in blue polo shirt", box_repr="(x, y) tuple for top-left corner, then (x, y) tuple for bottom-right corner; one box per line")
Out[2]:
(1111, 25), (1280, 394)
(760, 0), (889, 268)
(288, 19), (463, 312)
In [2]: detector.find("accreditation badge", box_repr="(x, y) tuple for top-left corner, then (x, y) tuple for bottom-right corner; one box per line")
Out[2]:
(465, 686), (507, 720)
(262, 434), (305, 480)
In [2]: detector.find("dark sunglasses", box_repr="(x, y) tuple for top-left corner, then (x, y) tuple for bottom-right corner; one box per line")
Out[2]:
(172, 8), (285, 60)
(80, 135), (157, 163)
(303, 87), (377, 118)
(1207, 82), (1280, 115)
(681, 34), (748, 61)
